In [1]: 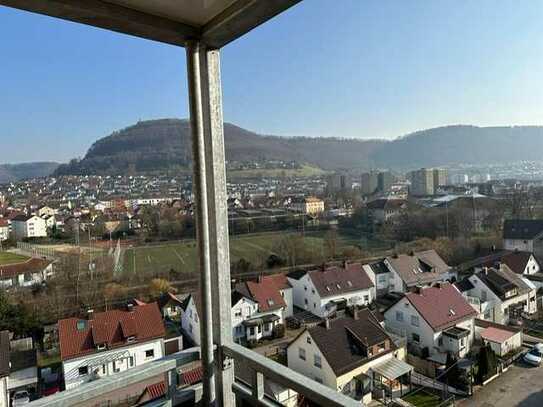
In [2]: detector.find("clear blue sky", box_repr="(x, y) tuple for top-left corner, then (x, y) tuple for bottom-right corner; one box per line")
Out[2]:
(1, 1), (543, 163)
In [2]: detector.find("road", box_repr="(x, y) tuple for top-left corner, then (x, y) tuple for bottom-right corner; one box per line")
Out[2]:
(458, 362), (543, 407)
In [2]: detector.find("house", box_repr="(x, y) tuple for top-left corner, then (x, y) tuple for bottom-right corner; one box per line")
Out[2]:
(384, 283), (477, 362)
(290, 196), (325, 216)
(363, 250), (452, 296)
(287, 263), (374, 318)
(157, 292), (186, 319)
(474, 319), (522, 357)
(36, 206), (57, 217)
(287, 308), (413, 405)
(58, 303), (165, 390)
(181, 293), (201, 346)
(0, 332), (39, 406)
(0, 258), (54, 289)
(457, 264), (537, 324)
(10, 214), (47, 239)
(459, 249), (540, 276)
(503, 219), (543, 259)
(0, 219), (9, 242)
(366, 198), (407, 224)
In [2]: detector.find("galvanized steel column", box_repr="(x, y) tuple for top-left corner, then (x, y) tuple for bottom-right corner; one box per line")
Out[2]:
(199, 47), (235, 407)
(185, 40), (216, 406)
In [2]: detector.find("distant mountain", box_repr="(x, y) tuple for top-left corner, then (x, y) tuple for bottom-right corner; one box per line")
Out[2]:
(0, 162), (59, 183)
(373, 125), (543, 170)
(52, 121), (543, 177)
(53, 119), (384, 175)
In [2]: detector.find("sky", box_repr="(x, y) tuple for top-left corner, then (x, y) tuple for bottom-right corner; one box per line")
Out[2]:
(1, 0), (543, 164)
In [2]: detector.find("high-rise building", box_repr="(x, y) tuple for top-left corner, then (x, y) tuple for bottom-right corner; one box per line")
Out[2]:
(408, 168), (434, 196)
(378, 171), (394, 193)
(360, 171), (379, 196)
(433, 168), (448, 191)
(327, 173), (351, 193)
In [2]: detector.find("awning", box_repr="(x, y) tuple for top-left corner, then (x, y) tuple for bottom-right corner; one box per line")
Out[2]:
(372, 358), (413, 380)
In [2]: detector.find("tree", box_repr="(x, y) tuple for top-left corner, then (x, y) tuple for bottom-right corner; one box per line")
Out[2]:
(0, 291), (40, 337)
(103, 282), (127, 310)
(324, 229), (338, 259)
(148, 278), (176, 298)
(476, 344), (497, 384)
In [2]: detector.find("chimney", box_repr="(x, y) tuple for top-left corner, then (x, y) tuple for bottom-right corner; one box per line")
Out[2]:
(324, 318), (331, 330)
(412, 286), (422, 295)
(353, 307), (360, 320)
(127, 303), (134, 312)
(257, 274), (263, 283)
(87, 309), (94, 320)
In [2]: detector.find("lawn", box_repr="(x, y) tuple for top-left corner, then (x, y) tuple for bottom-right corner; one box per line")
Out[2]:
(121, 230), (372, 277)
(403, 391), (443, 407)
(0, 251), (30, 265)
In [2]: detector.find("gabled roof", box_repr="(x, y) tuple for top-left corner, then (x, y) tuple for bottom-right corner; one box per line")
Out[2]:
(302, 309), (394, 376)
(461, 250), (536, 275)
(386, 250), (450, 287)
(235, 276), (286, 312)
(58, 303), (165, 361)
(308, 263), (374, 298)
(475, 266), (532, 301)
(504, 219), (543, 240)
(404, 283), (477, 332)
(0, 258), (52, 279)
(480, 326), (516, 344)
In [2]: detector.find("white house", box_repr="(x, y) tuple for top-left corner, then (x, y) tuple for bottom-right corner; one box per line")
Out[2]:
(367, 250), (453, 297)
(460, 249), (540, 276)
(474, 319), (523, 357)
(287, 308), (412, 405)
(384, 283), (478, 364)
(58, 303), (165, 390)
(0, 220), (9, 242)
(503, 219), (543, 259)
(457, 265), (537, 324)
(181, 293), (201, 346)
(0, 258), (54, 289)
(287, 263), (374, 318)
(10, 214), (47, 240)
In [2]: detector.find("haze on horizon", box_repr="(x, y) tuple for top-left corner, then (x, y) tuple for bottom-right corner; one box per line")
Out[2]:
(1, 0), (543, 164)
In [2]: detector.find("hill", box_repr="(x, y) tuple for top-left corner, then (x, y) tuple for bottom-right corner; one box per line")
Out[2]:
(53, 119), (384, 175)
(373, 125), (543, 169)
(0, 162), (59, 183)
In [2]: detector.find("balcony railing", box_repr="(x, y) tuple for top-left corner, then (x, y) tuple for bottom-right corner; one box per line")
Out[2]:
(28, 344), (360, 407)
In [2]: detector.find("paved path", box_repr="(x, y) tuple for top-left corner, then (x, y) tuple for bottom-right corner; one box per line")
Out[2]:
(458, 362), (543, 407)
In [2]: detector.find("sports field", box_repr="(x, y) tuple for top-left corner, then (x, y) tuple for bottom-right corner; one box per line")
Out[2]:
(122, 230), (377, 276)
(0, 251), (30, 265)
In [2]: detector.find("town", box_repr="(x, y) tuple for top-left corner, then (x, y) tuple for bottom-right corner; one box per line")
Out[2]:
(2, 166), (543, 406)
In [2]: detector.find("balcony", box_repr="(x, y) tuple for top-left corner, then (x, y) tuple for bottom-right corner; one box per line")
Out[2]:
(2, 1), (365, 406)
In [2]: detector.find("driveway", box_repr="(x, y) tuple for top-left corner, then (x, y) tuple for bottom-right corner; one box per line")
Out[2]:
(458, 362), (543, 407)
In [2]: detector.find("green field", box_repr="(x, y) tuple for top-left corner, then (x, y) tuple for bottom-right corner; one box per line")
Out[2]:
(0, 252), (30, 265)
(122, 230), (379, 277)
(403, 391), (443, 407)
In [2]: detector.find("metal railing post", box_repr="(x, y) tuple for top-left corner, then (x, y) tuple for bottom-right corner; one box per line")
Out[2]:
(199, 45), (235, 406)
(186, 40), (216, 405)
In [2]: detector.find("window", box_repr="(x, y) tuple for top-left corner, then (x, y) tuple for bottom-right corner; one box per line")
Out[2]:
(306, 336), (312, 344)
(314, 377), (323, 384)
(314, 354), (322, 368)
(113, 361), (120, 373)
(257, 325), (262, 334)
(460, 337), (465, 347)
(411, 315), (419, 327)
(129, 356), (134, 367)
(102, 364), (106, 374)
(145, 349), (154, 359)
(412, 333), (420, 343)
(189, 323), (193, 333)
(235, 310), (242, 317)
(267, 299), (274, 307)
(304, 298), (308, 305)
(299, 347), (306, 360)
(311, 288), (315, 294)
(481, 290), (487, 302)
(438, 337), (443, 346)
(249, 327), (255, 335)
(304, 285), (307, 291)
(313, 302), (316, 309)
(78, 366), (88, 376)
(396, 311), (404, 322)
(363, 295), (369, 303)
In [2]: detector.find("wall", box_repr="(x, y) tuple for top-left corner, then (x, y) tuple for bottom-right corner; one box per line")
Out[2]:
(181, 297), (200, 346)
(504, 239), (533, 253)
(281, 288), (293, 318)
(63, 338), (164, 390)
(0, 377), (8, 407)
(231, 297), (258, 341)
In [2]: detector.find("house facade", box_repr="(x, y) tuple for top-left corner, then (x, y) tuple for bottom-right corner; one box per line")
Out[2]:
(287, 263), (374, 318)
(287, 309), (412, 405)
(290, 196), (325, 216)
(384, 283), (477, 361)
(10, 214), (47, 240)
(58, 303), (165, 390)
(0, 220), (9, 242)
(459, 265), (537, 324)
(0, 258), (54, 289)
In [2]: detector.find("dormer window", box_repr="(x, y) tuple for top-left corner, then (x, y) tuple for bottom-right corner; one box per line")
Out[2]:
(346, 281), (352, 287)
(336, 284), (341, 289)
(96, 344), (106, 350)
(267, 299), (275, 307)
(449, 309), (456, 316)
(127, 335), (136, 343)
(326, 286), (331, 292)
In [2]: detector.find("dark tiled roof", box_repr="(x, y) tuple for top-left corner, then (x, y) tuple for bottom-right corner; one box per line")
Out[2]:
(0, 331), (9, 378)
(287, 269), (307, 280)
(454, 278), (475, 293)
(10, 349), (37, 372)
(305, 309), (394, 376)
(309, 263), (373, 298)
(386, 250), (450, 287)
(504, 219), (543, 240)
(58, 303), (165, 361)
(405, 283), (477, 331)
(369, 260), (389, 275)
(476, 266), (532, 301)
(461, 250), (535, 275)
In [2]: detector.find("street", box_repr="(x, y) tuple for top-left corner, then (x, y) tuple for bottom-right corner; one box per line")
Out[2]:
(458, 362), (543, 407)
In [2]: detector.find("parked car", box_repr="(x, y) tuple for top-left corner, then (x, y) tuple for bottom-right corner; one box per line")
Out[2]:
(523, 347), (543, 366)
(11, 390), (30, 406)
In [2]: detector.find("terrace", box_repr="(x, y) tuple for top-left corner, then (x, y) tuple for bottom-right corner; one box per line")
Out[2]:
(0, 1), (359, 406)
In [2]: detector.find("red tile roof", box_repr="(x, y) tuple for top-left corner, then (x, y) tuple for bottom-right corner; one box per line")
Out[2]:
(245, 279), (286, 312)
(146, 381), (166, 399)
(58, 303), (165, 361)
(180, 365), (203, 386)
(405, 283), (477, 331)
(0, 258), (52, 279)
(480, 326), (516, 344)
(261, 273), (291, 290)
